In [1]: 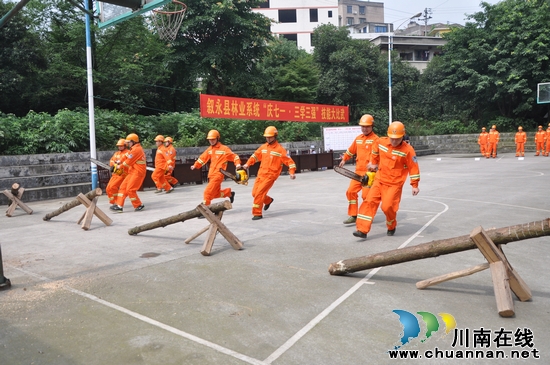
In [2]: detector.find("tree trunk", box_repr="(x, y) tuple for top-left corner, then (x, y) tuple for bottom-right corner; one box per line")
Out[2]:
(128, 200), (232, 235)
(42, 188), (102, 221)
(328, 219), (550, 276)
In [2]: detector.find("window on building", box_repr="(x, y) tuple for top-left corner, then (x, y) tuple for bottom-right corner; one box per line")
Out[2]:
(399, 52), (413, 61)
(359, 18), (366, 24)
(258, 0), (269, 9)
(328, 10), (332, 18)
(347, 17), (354, 25)
(279, 9), (297, 23)
(282, 34), (298, 45)
(347, 5), (352, 14)
(415, 50), (430, 61)
(310, 9), (318, 22)
(359, 6), (365, 15)
(374, 25), (387, 33)
(362, 26), (368, 33)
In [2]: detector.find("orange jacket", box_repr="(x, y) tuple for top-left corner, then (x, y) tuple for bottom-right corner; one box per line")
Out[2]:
(535, 130), (546, 143)
(122, 143), (147, 176)
(370, 137), (420, 188)
(488, 130), (500, 144)
(515, 132), (526, 144)
(342, 132), (379, 174)
(478, 132), (489, 145)
(164, 144), (178, 172)
(546, 128), (550, 140)
(193, 142), (241, 178)
(154, 145), (166, 170)
(246, 140), (296, 178)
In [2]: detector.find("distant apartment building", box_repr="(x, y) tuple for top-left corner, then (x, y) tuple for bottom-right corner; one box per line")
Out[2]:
(252, 0), (339, 53)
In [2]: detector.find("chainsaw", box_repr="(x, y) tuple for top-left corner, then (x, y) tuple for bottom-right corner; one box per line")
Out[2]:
(90, 158), (154, 173)
(220, 167), (249, 186)
(334, 166), (375, 187)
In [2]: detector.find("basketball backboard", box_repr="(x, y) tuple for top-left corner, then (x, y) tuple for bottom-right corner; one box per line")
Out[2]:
(537, 82), (550, 104)
(96, 0), (171, 28)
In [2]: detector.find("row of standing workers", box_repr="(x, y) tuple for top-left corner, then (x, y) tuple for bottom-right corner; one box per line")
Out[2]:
(478, 123), (550, 158)
(104, 127), (297, 220)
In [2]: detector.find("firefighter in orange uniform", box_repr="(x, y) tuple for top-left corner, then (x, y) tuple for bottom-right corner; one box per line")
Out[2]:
(105, 139), (128, 207)
(111, 133), (147, 212)
(535, 125), (546, 156)
(487, 124), (500, 158)
(339, 114), (379, 224)
(163, 137), (179, 189)
(514, 126), (527, 157)
(354, 121), (420, 239)
(478, 127), (489, 157)
(152, 135), (170, 193)
(191, 130), (241, 207)
(243, 126), (296, 220)
(545, 123), (550, 156)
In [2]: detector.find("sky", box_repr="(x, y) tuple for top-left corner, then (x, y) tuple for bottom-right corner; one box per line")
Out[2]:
(382, 0), (502, 27)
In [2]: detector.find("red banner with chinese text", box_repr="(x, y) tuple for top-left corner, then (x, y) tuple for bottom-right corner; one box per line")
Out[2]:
(200, 94), (348, 123)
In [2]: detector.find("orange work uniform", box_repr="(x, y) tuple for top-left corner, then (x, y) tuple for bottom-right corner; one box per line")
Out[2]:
(341, 131), (379, 217)
(106, 150), (128, 205)
(193, 142), (241, 205)
(535, 129), (546, 156)
(116, 143), (147, 208)
(245, 141), (296, 217)
(152, 144), (169, 191)
(163, 143), (179, 186)
(545, 127), (550, 156)
(356, 137), (420, 234)
(478, 131), (489, 157)
(514, 131), (527, 157)
(487, 130), (500, 158)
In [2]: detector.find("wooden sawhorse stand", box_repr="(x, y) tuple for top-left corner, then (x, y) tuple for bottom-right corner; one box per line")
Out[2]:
(185, 203), (243, 256)
(3, 183), (33, 217)
(417, 226), (531, 317)
(75, 193), (113, 230)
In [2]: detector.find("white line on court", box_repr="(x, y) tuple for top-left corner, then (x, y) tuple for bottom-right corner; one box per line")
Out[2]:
(422, 195), (550, 212)
(12, 266), (269, 365)
(263, 199), (449, 364)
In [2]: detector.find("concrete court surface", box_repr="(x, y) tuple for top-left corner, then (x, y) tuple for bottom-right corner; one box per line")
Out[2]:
(0, 152), (548, 365)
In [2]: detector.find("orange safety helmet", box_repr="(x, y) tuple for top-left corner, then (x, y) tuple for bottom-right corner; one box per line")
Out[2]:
(263, 126), (278, 137)
(518, 126), (523, 131)
(491, 125), (497, 129)
(359, 114), (374, 126)
(164, 136), (173, 144)
(126, 133), (139, 143)
(116, 138), (126, 147)
(387, 121), (406, 138)
(206, 130), (220, 140)
(154, 135), (165, 142)
(481, 127), (486, 130)
(548, 123), (550, 127)
(538, 125), (543, 129)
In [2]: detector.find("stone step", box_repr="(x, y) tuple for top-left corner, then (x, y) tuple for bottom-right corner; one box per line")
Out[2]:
(0, 182), (93, 206)
(0, 162), (91, 179)
(0, 172), (92, 191)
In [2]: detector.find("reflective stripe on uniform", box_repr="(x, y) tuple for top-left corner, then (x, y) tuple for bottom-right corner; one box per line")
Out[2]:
(357, 214), (372, 222)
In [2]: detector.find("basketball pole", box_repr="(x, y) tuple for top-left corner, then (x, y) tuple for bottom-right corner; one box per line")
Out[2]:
(85, 0), (98, 189)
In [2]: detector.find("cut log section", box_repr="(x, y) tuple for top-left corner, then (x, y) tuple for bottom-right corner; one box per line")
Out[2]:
(128, 200), (232, 235)
(43, 188), (103, 221)
(3, 183), (33, 217)
(329, 219), (550, 276)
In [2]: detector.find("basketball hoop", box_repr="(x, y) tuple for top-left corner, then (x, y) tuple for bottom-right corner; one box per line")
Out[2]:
(151, 0), (187, 42)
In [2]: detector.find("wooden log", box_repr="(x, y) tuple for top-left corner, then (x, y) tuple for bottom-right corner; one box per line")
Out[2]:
(196, 204), (243, 250)
(43, 188), (102, 221)
(416, 263), (490, 289)
(201, 218), (220, 256)
(328, 219), (550, 276)
(10, 183), (20, 196)
(75, 193), (113, 227)
(185, 225), (210, 244)
(4, 188), (33, 216)
(128, 200), (232, 235)
(490, 261), (515, 317)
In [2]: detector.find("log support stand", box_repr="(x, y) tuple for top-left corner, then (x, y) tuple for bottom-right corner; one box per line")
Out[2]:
(3, 183), (33, 217)
(75, 194), (113, 230)
(417, 226), (531, 317)
(188, 204), (243, 256)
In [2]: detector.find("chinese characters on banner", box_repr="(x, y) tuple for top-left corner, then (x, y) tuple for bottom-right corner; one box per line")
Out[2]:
(200, 94), (349, 123)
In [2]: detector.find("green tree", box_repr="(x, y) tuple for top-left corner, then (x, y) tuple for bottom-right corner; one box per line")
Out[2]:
(174, 0), (274, 96)
(434, 0), (550, 127)
(0, 1), (47, 116)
